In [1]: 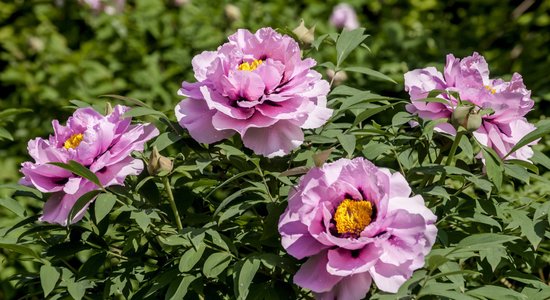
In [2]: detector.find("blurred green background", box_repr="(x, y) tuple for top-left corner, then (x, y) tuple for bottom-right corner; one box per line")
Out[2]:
(0, 0), (549, 296)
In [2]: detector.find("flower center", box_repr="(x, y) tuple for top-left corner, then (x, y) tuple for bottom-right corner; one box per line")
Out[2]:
(334, 199), (372, 236)
(484, 85), (496, 94)
(63, 133), (84, 149)
(238, 59), (263, 71)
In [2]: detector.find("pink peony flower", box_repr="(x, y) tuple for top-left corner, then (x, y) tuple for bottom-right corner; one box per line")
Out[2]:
(20, 105), (159, 225)
(278, 158), (437, 299)
(404, 52), (537, 161)
(175, 27), (332, 158)
(330, 3), (360, 30)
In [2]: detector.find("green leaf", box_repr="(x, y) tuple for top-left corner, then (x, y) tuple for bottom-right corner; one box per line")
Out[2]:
(504, 164), (530, 183)
(0, 127), (13, 140)
(467, 285), (527, 300)
(40, 265), (60, 297)
(416, 97), (451, 105)
(165, 275), (197, 300)
(234, 258), (261, 300)
(531, 150), (550, 170)
(505, 121), (550, 159)
(0, 243), (38, 258)
(481, 147), (503, 190)
(203, 252), (232, 278)
(123, 106), (167, 118)
(508, 210), (544, 249)
(94, 193), (117, 223)
(179, 243), (206, 272)
(49, 160), (103, 188)
(392, 112), (412, 127)
(100, 94), (151, 108)
(67, 280), (88, 300)
(0, 108), (32, 119)
(0, 198), (25, 217)
(352, 102), (404, 127)
(338, 135), (356, 157)
(67, 190), (101, 225)
(343, 66), (397, 83)
(335, 28), (368, 67)
(458, 135), (474, 159)
(457, 233), (518, 249)
(151, 132), (182, 151)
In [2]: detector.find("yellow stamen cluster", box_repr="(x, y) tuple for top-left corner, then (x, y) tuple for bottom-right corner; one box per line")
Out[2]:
(238, 59), (263, 71)
(334, 199), (372, 236)
(484, 85), (496, 94)
(63, 133), (84, 149)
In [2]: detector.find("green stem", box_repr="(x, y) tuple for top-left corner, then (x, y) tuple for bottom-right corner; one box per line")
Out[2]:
(163, 176), (183, 231)
(438, 131), (465, 185)
(445, 131), (464, 166)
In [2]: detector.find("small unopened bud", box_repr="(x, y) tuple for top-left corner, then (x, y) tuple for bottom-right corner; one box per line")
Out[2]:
(293, 20), (316, 47)
(465, 113), (482, 132)
(148, 146), (173, 176)
(28, 37), (45, 52)
(326, 69), (348, 86)
(225, 4), (241, 23)
(105, 102), (113, 115)
(451, 105), (482, 132)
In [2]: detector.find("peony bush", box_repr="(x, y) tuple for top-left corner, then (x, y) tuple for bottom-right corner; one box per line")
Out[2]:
(1, 3), (550, 300)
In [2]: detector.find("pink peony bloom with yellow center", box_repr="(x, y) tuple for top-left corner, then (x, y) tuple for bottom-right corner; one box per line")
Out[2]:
(404, 52), (537, 162)
(278, 158), (437, 299)
(20, 105), (159, 225)
(175, 27), (333, 158)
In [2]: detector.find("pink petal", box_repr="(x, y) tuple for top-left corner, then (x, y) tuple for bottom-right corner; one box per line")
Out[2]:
(241, 120), (304, 157)
(293, 252), (342, 293)
(175, 98), (233, 144)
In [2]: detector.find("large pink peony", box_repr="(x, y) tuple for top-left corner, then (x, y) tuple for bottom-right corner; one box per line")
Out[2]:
(20, 105), (159, 225)
(175, 27), (332, 158)
(278, 158), (437, 299)
(404, 52), (536, 161)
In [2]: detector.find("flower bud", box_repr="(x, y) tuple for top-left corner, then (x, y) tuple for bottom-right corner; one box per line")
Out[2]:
(224, 4), (241, 23)
(147, 146), (173, 176)
(293, 20), (316, 47)
(451, 105), (482, 132)
(450, 106), (471, 128)
(465, 113), (482, 132)
(105, 102), (113, 115)
(326, 69), (348, 86)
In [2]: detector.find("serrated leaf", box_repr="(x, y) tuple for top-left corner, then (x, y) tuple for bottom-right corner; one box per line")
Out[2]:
(94, 193), (117, 223)
(179, 243), (206, 272)
(40, 265), (60, 297)
(49, 160), (103, 188)
(203, 252), (232, 278)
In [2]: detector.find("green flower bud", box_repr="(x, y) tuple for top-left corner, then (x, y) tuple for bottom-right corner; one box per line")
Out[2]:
(450, 105), (472, 129)
(147, 146), (173, 176)
(293, 20), (316, 47)
(326, 69), (348, 86)
(465, 113), (482, 132)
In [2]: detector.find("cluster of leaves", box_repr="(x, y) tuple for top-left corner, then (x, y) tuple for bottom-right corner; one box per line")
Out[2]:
(1, 1), (550, 300)
(0, 28), (549, 300)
